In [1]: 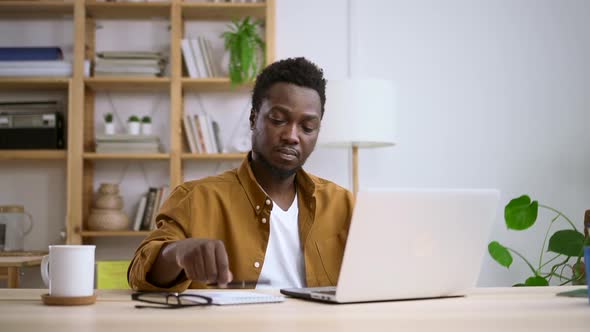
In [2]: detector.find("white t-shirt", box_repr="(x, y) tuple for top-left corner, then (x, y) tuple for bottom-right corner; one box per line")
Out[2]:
(256, 193), (306, 289)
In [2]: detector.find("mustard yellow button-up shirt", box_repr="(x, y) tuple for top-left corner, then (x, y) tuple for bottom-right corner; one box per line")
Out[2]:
(128, 155), (354, 292)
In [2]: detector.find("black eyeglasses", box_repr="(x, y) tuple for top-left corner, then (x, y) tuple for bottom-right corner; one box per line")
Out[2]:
(132, 292), (213, 309)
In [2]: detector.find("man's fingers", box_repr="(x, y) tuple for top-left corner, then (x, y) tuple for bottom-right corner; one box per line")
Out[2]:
(192, 249), (207, 282)
(214, 240), (232, 286)
(202, 242), (218, 283)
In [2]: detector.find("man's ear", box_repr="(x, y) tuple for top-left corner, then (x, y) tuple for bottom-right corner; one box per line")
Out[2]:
(249, 108), (256, 130)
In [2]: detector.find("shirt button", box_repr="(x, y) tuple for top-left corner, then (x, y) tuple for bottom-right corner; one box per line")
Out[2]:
(265, 199), (271, 205)
(256, 205), (260, 210)
(261, 218), (267, 224)
(254, 261), (260, 268)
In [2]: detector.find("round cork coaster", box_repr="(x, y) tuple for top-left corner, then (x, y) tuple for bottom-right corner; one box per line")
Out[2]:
(41, 293), (97, 306)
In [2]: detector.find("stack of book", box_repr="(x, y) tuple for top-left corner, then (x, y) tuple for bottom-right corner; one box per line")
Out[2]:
(0, 47), (72, 77)
(95, 134), (162, 153)
(93, 51), (167, 77)
(132, 186), (170, 231)
(181, 37), (218, 78)
(182, 112), (224, 154)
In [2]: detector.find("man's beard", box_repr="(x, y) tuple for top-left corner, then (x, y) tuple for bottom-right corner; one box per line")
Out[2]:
(253, 147), (301, 180)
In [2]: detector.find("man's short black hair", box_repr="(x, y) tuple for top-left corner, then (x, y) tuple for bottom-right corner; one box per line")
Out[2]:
(251, 57), (326, 117)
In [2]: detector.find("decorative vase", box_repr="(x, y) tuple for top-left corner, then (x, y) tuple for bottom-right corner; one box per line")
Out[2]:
(105, 122), (115, 135)
(87, 183), (129, 231)
(127, 121), (140, 135)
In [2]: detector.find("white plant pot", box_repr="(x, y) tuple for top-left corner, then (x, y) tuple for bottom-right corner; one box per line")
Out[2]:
(104, 122), (115, 135)
(141, 123), (152, 135)
(127, 122), (140, 135)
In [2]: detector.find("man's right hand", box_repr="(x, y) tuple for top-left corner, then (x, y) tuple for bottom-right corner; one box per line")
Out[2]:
(172, 238), (233, 286)
(148, 238), (233, 288)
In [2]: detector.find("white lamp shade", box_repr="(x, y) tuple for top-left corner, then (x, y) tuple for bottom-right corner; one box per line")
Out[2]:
(320, 79), (397, 148)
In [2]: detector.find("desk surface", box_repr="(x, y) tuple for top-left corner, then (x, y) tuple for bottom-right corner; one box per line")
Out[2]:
(0, 287), (588, 332)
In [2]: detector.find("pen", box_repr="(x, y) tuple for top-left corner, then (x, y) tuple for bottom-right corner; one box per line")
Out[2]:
(207, 279), (271, 288)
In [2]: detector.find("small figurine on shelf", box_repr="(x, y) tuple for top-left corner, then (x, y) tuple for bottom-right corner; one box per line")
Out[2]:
(141, 116), (152, 135)
(127, 115), (140, 135)
(104, 112), (115, 135)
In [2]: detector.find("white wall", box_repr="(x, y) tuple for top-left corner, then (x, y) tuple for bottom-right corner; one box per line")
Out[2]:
(2, 0), (589, 287)
(278, 0), (590, 286)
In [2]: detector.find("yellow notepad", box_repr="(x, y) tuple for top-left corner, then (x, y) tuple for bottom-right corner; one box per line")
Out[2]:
(96, 260), (131, 290)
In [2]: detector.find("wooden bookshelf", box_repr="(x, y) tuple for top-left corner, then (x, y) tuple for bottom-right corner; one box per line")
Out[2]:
(85, 77), (170, 92)
(1, 0), (275, 243)
(182, 3), (267, 21)
(83, 153), (170, 160)
(182, 78), (253, 92)
(0, 150), (67, 161)
(86, 1), (171, 20)
(182, 153), (246, 161)
(0, 78), (70, 90)
(0, 1), (73, 18)
(80, 230), (151, 238)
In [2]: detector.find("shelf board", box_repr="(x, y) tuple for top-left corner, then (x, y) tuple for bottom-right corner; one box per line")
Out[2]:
(0, 150), (67, 160)
(86, 1), (170, 20)
(182, 2), (267, 21)
(80, 230), (151, 237)
(85, 77), (170, 92)
(83, 152), (170, 160)
(0, 1), (73, 18)
(0, 78), (70, 90)
(182, 77), (253, 92)
(182, 153), (246, 160)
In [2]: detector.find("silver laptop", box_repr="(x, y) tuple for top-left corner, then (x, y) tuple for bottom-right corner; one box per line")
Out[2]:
(281, 188), (500, 303)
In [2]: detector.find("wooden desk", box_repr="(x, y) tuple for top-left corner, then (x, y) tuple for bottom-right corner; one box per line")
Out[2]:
(0, 256), (43, 288)
(0, 287), (588, 331)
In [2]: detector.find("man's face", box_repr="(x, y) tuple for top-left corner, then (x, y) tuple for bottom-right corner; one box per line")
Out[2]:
(250, 82), (322, 178)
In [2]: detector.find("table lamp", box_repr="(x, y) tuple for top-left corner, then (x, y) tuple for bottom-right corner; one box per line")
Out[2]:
(320, 79), (397, 194)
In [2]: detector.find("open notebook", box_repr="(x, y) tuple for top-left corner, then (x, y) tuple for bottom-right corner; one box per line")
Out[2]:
(184, 290), (285, 306)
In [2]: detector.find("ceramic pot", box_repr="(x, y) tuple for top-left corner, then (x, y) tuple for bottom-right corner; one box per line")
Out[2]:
(128, 122), (140, 135)
(87, 209), (129, 231)
(141, 123), (152, 135)
(105, 122), (115, 135)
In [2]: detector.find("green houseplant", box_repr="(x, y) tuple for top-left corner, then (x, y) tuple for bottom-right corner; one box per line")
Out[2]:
(488, 195), (588, 286)
(222, 16), (265, 84)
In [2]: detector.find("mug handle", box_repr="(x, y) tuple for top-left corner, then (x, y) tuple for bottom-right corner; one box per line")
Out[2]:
(23, 212), (33, 235)
(41, 255), (50, 288)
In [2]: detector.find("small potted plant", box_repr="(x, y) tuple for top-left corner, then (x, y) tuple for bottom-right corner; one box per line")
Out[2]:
(141, 115), (152, 135)
(104, 112), (115, 135)
(127, 115), (140, 135)
(221, 16), (265, 84)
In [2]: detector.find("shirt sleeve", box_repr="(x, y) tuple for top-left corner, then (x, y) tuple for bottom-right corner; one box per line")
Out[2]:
(127, 186), (193, 292)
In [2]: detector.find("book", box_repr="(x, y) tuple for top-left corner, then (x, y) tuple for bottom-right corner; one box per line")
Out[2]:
(190, 38), (207, 78)
(0, 47), (63, 61)
(211, 120), (224, 153)
(97, 51), (164, 60)
(132, 195), (147, 231)
(183, 114), (198, 153)
(183, 290), (285, 306)
(199, 36), (213, 77)
(140, 187), (158, 230)
(181, 39), (198, 78)
(193, 115), (208, 153)
(148, 187), (164, 230)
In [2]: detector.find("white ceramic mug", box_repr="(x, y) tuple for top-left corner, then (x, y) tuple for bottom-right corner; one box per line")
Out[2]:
(41, 245), (96, 297)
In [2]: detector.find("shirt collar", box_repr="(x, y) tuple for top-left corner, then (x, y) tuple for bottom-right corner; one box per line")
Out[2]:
(237, 152), (316, 215)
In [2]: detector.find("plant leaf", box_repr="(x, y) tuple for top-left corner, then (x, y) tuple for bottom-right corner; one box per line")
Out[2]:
(504, 195), (538, 230)
(512, 283), (526, 287)
(524, 276), (549, 286)
(548, 229), (585, 257)
(488, 241), (513, 268)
